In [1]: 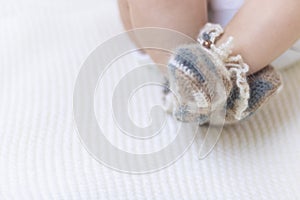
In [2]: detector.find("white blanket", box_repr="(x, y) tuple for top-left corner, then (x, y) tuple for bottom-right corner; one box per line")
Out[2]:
(0, 0), (300, 199)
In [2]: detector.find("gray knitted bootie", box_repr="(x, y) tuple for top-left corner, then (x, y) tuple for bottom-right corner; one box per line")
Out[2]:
(166, 23), (282, 125)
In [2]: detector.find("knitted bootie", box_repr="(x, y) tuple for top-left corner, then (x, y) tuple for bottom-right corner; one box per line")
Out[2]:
(166, 23), (282, 125)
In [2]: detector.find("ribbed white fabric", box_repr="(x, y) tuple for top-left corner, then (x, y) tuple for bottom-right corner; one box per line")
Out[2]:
(0, 0), (300, 199)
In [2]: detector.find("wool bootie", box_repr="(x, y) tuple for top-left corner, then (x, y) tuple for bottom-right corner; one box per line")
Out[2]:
(166, 23), (282, 125)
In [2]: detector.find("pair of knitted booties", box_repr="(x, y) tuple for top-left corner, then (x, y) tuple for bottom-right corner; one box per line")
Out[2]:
(165, 23), (282, 125)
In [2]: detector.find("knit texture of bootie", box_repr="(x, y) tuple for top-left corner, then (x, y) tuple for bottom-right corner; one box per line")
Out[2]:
(166, 23), (282, 125)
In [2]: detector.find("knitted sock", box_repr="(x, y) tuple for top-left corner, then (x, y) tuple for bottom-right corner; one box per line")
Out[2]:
(166, 23), (282, 125)
(225, 65), (282, 124)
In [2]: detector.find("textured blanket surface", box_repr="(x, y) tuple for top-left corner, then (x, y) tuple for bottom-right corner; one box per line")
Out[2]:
(0, 0), (300, 199)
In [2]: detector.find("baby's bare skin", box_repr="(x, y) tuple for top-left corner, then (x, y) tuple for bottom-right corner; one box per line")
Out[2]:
(217, 0), (300, 73)
(118, 0), (207, 74)
(118, 0), (300, 74)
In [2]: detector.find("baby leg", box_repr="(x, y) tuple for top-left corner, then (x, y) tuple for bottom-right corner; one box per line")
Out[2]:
(217, 0), (300, 74)
(118, 0), (208, 74)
